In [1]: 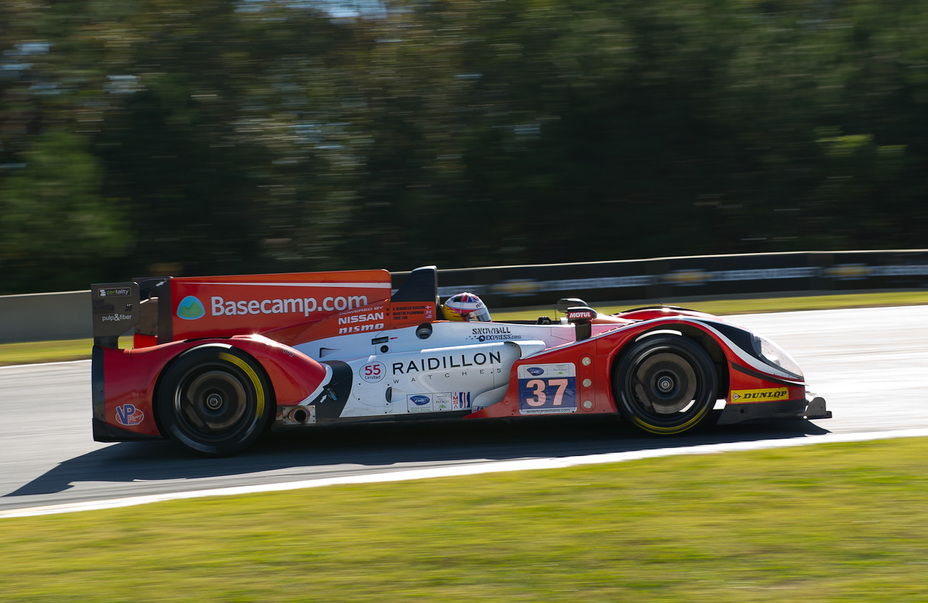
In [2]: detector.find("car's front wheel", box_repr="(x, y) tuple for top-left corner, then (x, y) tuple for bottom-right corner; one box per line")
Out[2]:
(157, 345), (273, 456)
(613, 334), (718, 435)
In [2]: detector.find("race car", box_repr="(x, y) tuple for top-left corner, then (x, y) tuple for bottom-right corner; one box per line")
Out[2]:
(91, 266), (830, 455)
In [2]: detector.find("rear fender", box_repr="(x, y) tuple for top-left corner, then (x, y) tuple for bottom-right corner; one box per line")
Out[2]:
(151, 336), (329, 427)
(94, 335), (328, 442)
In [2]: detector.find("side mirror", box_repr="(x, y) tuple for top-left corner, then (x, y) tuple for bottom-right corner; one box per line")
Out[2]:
(556, 297), (588, 314)
(565, 305), (597, 341)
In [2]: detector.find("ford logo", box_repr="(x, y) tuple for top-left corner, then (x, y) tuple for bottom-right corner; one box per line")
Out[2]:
(410, 395), (431, 406)
(527, 367), (545, 376)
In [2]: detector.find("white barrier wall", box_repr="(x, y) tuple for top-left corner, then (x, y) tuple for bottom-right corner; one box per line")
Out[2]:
(3, 250), (927, 343)
(0, 291), (91, 343)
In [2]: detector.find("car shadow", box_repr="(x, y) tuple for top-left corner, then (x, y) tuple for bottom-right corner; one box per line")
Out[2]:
(4, 416), (830, 505)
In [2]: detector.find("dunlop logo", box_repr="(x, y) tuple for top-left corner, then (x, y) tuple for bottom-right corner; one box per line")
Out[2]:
(730, 387), (789, 403)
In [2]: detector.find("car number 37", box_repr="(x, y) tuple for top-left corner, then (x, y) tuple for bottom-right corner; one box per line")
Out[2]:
(518, 364), (578, 414)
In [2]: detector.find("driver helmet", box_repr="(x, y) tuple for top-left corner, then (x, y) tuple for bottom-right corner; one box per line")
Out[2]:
(441, 292), (491, 322)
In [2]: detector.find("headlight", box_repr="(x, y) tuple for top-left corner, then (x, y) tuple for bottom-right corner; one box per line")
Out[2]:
(751, 334), (803, 379)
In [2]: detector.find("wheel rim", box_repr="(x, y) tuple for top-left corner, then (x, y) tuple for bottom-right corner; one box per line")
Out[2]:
(615, 336), (717, 434)
(174, 368), (251, 440)
(631, 352), (698, 416)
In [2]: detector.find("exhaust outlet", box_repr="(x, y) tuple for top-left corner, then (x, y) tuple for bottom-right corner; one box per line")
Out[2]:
(282, 406), (316, 425)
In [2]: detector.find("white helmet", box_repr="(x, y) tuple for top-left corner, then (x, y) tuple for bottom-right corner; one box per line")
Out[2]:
(441, 292), (491, 322)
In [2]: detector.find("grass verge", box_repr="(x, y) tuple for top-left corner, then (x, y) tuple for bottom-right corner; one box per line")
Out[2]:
(0, 339), (93, 366)
(2, 290), (927, 367)
(2, 437), (927, 601)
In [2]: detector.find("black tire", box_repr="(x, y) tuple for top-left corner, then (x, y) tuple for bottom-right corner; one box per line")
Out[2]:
(613, 334), (718, 435)
(157, 345), (274, 456)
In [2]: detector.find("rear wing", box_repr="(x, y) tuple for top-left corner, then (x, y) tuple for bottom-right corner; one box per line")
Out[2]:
(92, 269), (395, 348)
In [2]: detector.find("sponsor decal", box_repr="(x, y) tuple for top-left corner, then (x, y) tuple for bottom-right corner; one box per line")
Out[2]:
(392, 350), (502, 375)
(491, 279), (541, 296)
(115, 404), (144, 426)
(177, 296), (206, 320)
(452, 392), (471, 410)
(521, 364), (573, 378)
(714, 267), (817, 282)
(339, 311), (384, 324)
(730, 387), (790, 403)
(339, 323), (384, 334)
(567, 310), (594, 320)
(101, 313), (134, 323)
(360, 361), (386, 383)
(209, 294), (368, 318)
(99, 287), (132, 297)
(433, 392), (452, 411)
(407, 394), (433, 412)
(338, 311), (385, 334)
(872, 264), (928, 276)
(664, 270), (709, 285)
(472, 327), (512, 335)
(469, 326), (522, 342)
(824, 264), (870, 280)
(170, 270), (392, 339)
(517, 363), (577, 414)
(405, 392), (469, 412)
(427, 392), (473, 411)
(391, 303), (434, 323)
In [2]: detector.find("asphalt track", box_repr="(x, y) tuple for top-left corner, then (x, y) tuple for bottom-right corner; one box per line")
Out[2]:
(2, 305), (927, 518)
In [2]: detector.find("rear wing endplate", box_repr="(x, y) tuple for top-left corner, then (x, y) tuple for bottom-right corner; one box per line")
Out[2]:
(91, 278), (172, 348)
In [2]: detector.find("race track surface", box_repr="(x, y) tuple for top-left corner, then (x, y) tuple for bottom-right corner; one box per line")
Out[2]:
(2, 306), (926, 516)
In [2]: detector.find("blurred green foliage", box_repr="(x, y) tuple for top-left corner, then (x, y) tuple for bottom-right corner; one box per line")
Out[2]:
(1, 0), (926, 293)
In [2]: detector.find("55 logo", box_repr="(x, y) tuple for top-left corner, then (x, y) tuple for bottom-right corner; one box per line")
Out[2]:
(360, 361), (386, 383)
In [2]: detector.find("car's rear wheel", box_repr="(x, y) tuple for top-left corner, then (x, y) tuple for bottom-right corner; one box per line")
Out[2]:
(157, 345), (273, 456)
(613, 334), (717, 435)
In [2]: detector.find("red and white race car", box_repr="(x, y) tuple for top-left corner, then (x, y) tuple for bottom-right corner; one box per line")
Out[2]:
(91, 266), (829, 455)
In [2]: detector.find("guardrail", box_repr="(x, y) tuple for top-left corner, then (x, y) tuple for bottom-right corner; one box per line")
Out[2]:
(3, 250), (927, 343)
(418, 250), (928, 308)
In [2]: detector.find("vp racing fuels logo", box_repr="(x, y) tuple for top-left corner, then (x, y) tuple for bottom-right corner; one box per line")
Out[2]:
(115, 404), (145, 426)
(177, 296), (206, 320)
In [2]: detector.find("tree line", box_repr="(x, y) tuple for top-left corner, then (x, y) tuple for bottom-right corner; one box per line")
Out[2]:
(1, 0), (926, 294)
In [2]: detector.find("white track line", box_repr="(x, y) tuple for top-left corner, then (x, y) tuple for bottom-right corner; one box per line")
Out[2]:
(4, 428), (928, 519)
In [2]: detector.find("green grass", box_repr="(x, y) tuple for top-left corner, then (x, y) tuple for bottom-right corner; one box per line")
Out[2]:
(2, 437), (928, 601)
(2, 290), (926, 366)
(0, 338), (94, 366)
(0, 336), (133, 366)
